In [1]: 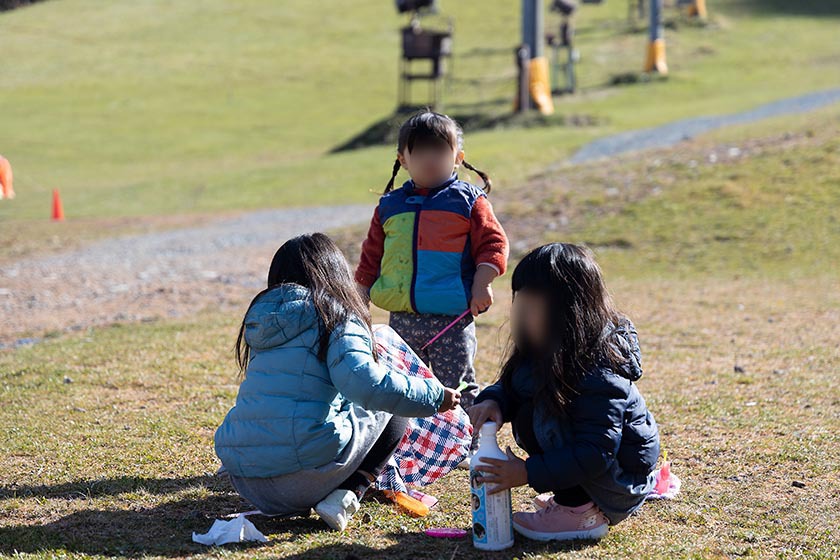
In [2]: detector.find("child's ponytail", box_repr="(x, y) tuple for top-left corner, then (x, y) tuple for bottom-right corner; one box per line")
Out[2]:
(383, 158), (402, 194)
(462, 161), (492, 193)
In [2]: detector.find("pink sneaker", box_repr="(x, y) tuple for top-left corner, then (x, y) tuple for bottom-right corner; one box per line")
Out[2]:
(513, 501), (609, 541)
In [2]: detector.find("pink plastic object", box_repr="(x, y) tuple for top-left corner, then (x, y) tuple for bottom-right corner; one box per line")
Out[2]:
(425, 528), (468, 539)
(654, 461), (671, 495)
(408, 489), (439, 509)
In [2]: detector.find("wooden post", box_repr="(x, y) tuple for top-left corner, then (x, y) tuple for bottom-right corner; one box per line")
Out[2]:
(516, 44), (531, 113)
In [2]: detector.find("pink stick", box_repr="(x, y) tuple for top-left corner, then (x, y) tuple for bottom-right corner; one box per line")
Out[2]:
(420, 309), (471, 351)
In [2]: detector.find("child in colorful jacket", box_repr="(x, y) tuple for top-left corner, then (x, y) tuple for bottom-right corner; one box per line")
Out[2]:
(355, 111), (509, 409)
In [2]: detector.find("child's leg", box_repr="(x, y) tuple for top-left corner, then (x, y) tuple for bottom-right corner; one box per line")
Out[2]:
(388, 312), (431, 356)
(512, 402), (593, 508)
(389, 312), (478, 408)
(338, 415), (409, 498)
(434, 317), (478, 409)
(551, 486), (592, 507)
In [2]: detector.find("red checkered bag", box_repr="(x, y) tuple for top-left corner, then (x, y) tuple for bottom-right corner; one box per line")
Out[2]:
(372, 325), (473, 492)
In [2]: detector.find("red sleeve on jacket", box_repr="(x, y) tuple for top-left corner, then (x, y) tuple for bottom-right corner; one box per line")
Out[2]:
(470, 196), (509, 275)
(355, 206), (385, 288)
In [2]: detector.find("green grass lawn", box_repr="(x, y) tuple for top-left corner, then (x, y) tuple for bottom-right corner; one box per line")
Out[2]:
(1, 102), (838, 559)
(495, 103), (840, 281)
(1, 0), (840, 224)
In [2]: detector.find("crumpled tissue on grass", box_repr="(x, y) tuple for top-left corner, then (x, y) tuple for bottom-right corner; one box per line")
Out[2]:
(192, 514), (268, 545)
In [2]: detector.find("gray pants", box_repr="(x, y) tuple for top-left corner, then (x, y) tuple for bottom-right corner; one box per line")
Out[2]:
(389, 311), (478, 408)
(228, 407), (391, 516)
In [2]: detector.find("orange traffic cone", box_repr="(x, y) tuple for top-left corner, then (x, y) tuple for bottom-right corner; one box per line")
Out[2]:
(52, 189), (65, 221)
(0, 156), (14, 200)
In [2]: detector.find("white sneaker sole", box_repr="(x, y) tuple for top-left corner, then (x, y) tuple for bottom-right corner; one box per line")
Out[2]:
(513, 520), (609, 542)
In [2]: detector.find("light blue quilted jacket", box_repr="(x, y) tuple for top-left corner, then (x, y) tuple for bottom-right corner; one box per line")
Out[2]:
(214, 284), (444, 478)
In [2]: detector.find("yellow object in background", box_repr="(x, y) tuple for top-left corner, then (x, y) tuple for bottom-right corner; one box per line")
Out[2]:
(528, 57), (555, 116)
(688, 0), (708, 19)
(644, 38), (668, 75)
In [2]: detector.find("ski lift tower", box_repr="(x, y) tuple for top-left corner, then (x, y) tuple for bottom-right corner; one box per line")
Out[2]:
(396, 0), (453, 110)
(644, 0), (667, 75)
(547, 0), (580, 95)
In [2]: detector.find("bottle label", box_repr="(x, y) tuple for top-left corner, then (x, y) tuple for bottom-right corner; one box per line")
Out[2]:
(470, 467), (513, 548)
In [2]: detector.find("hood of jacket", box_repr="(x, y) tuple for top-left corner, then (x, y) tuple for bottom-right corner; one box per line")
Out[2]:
(244, 284), (319, 351)
(603, 319), (643, 382)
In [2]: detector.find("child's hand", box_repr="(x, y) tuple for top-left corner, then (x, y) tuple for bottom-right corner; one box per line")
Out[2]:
(479, 447), (528, 495)
(470, 284), (493, 316)
(468, 399), (503, 430)
(438, 388), (462, 412)
(469, 264), (498, 316)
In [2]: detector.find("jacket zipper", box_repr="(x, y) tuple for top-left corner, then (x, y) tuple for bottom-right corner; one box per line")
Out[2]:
(409, 203), (421, 313)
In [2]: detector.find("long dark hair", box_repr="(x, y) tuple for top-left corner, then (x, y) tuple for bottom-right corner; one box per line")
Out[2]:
(235, 233), (372, 378)
(384, 110), (491, 194)
(498, 243), (623, 416)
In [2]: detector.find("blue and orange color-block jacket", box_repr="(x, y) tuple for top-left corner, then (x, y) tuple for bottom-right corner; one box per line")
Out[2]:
(355, 175), (508, 316)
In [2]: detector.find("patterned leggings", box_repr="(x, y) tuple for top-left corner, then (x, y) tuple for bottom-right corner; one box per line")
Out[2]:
(389, 312), (478, 409)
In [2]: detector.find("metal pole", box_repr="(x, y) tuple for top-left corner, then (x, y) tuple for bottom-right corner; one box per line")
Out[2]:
(515, 44), (531, 113)
(649, 0), (662, 43)
(522, 0), (544, 59)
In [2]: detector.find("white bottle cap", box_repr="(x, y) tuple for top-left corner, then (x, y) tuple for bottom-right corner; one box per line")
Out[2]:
(479, 421), (498, 436)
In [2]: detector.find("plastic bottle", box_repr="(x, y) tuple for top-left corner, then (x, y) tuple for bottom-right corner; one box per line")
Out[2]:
(654, 450), (671, 495)
(470, 422), (514, 550)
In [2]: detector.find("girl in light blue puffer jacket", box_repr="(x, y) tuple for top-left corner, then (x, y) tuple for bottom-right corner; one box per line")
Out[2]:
(215, 233), (461, 531)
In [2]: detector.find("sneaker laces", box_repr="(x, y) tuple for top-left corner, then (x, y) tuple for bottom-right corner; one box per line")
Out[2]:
(535, 499), (563, 519)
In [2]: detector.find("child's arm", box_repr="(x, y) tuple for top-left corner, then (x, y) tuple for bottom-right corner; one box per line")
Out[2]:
(473, 381), (519, 425)
(354, 207), (385, 297)
(326, 318), (447, 417)
(469, 197), (509, 315)
(524, 375), (629, 494)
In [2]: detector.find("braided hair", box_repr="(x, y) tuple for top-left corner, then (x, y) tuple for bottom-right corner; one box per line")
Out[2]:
(384, 111), (492, 194)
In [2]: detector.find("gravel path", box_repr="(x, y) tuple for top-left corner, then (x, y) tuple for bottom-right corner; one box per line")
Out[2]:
(569, 88), (840, 163)
(4, 89), (840, 346)
(0, 205), (372, 346)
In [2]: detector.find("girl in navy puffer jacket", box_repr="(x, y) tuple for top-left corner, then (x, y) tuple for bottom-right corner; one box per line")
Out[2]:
(470, 243), (660, 542)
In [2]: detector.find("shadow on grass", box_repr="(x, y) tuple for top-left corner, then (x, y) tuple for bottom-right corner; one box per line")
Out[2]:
(729, 0), (840, 16)
(330, 105), (601, 153)
(0, 474), (264, 557)
(275, 531), (601, 560)
(0, 476), (603, 558)
(0, 474), (218, 500)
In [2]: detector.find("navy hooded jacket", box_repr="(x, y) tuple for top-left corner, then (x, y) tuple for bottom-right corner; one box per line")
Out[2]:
(474, 319), (660, 524)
